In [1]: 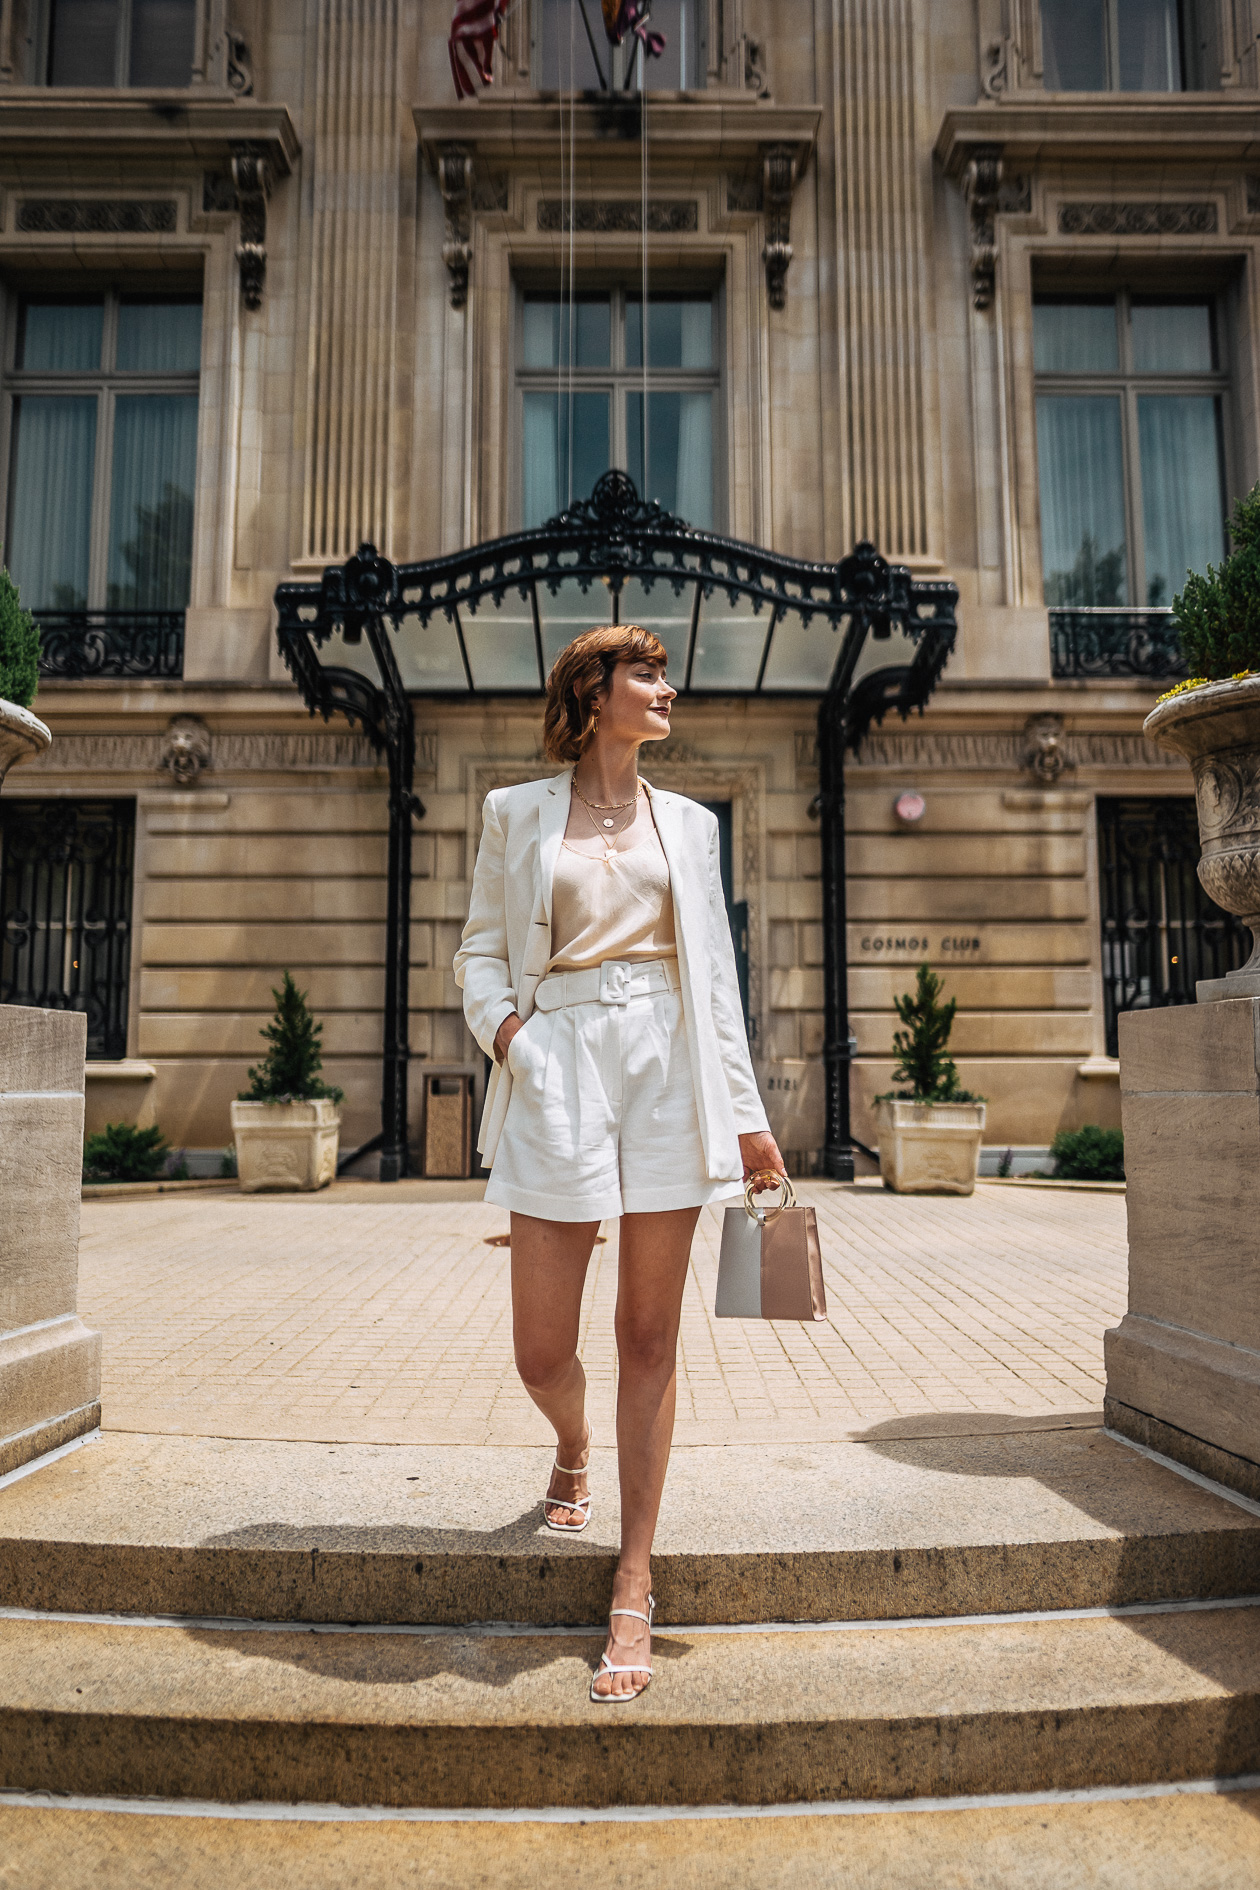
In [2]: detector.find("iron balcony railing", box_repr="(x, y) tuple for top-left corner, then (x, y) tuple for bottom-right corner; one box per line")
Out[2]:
(35, 609), (185, 680)
(1049, 606), (1186, 682)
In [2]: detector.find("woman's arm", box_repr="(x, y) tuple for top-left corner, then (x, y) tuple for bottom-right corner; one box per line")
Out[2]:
(703, 820), (780, 1166)
(453, 793), (520, 1059)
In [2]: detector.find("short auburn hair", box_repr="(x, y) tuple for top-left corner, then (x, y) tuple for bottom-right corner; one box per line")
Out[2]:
(542, 624), (668, 764)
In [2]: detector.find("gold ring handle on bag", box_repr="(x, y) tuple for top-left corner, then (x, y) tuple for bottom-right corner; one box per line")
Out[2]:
(744, 1170), (796, 1225)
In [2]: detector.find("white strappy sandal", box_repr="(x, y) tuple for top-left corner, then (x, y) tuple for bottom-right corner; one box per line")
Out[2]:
(542, 1427), (592, 1535)
(590, 1594), (654, 1703)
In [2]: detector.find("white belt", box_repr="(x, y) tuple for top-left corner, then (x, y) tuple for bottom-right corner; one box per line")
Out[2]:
(533, 958), (681, 1012)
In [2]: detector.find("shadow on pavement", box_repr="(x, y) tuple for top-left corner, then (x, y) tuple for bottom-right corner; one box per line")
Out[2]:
(855, 1412), (1260, 1806)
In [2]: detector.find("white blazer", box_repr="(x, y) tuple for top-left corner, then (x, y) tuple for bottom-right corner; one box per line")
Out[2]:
(453, 768), (769, 1176)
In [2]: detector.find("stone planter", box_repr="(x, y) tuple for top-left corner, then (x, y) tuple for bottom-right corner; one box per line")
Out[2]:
(0, 695), (51, 789)
(1145, 673), (1260, 999)
(230, 1098), (340, 1193)
(876, 1099), (987, 1196)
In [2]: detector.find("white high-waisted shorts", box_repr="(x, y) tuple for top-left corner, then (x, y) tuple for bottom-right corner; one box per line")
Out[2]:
(484, 957), (744, 1222)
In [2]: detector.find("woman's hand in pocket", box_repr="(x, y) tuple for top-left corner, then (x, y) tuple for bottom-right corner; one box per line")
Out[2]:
(493, 1012), (524, 1066)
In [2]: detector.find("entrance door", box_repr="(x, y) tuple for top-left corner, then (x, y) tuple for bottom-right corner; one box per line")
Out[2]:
(0, 798), (136, 1057)
(1097, 796), (1248, 1054)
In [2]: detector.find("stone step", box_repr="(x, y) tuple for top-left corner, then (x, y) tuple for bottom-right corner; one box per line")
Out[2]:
(2, 1783), (1259, 1890)
(1, 1602), (1259, 1808)
(2, 1423), (1258, 1627)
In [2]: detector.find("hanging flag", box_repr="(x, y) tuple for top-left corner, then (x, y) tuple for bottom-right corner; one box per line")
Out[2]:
(449, 0), (507, 99)
(601, 0), (665, 60)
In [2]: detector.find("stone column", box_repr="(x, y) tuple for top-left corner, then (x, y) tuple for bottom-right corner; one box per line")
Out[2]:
(1105, 998), (1260, 1501)
(0, 1006), (101, 1476)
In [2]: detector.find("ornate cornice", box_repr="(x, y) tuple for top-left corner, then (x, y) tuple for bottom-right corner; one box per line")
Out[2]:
(936, 100), (1260, 177)
(22, 729), (396, 774)
(0, 96), (299, 170)
(851, 729), (1186, 771)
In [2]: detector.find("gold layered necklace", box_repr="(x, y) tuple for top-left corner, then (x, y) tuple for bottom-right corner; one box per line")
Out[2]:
(572, 776), (642, 863)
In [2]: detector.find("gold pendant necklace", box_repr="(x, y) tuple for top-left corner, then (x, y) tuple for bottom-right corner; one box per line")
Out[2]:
(576, 783), (640, 860)
(573, 776), (639, 833)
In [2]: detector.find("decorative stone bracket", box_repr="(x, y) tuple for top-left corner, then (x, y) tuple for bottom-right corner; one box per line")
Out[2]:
(439, 145), (474, 310)
(231, 143), (272, 311)
(762, 143), (798, 311)
(960, 142), (1030, 310)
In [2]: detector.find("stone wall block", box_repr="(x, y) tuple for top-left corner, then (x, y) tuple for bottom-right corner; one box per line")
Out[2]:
(0, 1093), (85, 1330)
(0, 1006), (100, 1473)
(1108, 997), (1260, 1497)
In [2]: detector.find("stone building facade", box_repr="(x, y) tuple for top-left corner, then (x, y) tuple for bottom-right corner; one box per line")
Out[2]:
(0, 0), (1255, 1170)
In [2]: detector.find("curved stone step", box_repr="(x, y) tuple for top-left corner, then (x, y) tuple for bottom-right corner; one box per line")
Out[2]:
(1, 1425), (1257, 1627)
(3, 1782), (1260, 1890)
(0, 1604), (1258, 1808)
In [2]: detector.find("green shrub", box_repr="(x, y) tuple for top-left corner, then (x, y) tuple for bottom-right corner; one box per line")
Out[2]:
(219, 1144), (238, 1178)
(1050, 1125), (1125, 1182)
(83, 1122), (170, 1184)
(1174, 482), (1260, 680)
(239, 969), (344, 1104)
(0, 567), (39, 710)
(875, 963), (983, 1105)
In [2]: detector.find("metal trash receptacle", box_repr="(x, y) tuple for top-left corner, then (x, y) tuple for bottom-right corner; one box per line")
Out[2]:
(422, 1073), (473, 1178)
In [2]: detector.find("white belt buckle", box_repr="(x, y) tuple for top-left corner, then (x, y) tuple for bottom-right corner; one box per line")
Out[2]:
(599, 960), (632, 1004)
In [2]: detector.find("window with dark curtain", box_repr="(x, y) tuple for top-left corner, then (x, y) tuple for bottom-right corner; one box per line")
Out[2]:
(1041, 0), (1188, 91)
(1034, 293), (1226, 608)
(46, 0), (195, 85)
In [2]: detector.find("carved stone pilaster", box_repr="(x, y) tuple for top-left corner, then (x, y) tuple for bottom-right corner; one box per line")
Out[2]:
(962, 143), (1002, 311)
(762, 144), (796, 312)
(439, 146), (474, 310)
(231, 145), (271, 311)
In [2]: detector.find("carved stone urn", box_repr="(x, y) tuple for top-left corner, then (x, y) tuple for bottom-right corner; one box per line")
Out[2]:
(1145, 675), (1260, 1000)
(0, 696), (51, 789)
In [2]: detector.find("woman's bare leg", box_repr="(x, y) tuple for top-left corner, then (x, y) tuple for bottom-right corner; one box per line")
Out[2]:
(510, 1211), (601, 1527)
(593, 1204), (701, 1699)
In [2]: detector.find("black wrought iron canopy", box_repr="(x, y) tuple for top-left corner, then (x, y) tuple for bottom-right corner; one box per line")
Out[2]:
(275, 472), (959, 1181)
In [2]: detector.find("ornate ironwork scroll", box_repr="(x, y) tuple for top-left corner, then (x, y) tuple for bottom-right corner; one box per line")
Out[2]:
(1049, 608), (1187, 682)
(35, 611), (185, 681)
(275, 471), (958, 1182)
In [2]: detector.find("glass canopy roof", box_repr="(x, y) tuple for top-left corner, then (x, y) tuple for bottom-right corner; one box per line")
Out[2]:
(276, 473), (957, 748)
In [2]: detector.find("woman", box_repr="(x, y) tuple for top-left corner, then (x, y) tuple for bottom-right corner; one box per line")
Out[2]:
(454, 624), (786, 1702)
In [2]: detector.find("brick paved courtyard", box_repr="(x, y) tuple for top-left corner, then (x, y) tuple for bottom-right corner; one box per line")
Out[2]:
(77, 1181), (1126, 1448)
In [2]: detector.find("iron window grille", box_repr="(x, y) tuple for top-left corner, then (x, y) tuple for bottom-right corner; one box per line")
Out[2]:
(1049, 606), (1187, 681)
(0, 798), (136, 1059)
(1097, 795), (1248, 1055)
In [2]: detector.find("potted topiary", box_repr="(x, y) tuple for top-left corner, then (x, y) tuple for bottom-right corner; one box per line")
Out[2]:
(0, 567), (49, 791)
(874, 964), (986, 1195)
(231, 971), (343, 1192)
(1145, 483), (1260, 998)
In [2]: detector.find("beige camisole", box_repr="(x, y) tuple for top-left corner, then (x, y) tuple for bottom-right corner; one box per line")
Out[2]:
(547, 823), (678, 974)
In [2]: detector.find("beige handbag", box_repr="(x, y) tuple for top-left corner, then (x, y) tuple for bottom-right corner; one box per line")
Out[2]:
(715, 1174), (827, 1321)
